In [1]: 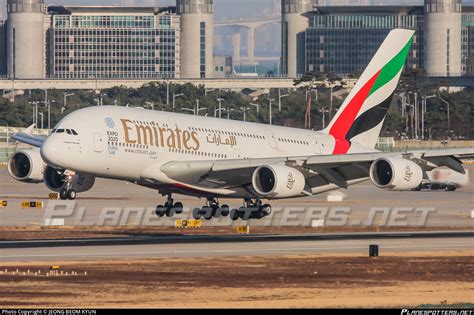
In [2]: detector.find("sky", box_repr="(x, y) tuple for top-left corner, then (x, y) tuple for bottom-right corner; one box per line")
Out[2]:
(1, 0), (474, 21)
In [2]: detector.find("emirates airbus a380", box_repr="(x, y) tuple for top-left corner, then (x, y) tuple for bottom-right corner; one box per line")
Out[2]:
(8, 29), (474, 221)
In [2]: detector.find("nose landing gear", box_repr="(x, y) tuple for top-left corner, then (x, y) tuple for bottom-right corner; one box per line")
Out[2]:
(59, 171), (77, 200)
(59, 188), (77, 200)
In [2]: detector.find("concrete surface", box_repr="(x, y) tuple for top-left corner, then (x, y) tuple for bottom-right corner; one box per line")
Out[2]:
(1, 166), (472, 228)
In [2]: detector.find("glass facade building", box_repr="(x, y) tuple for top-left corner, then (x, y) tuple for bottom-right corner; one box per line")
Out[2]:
(304, 5), (474, 77)
(462, 14), (474, 74)
(47, 7), (181, 79)
(305, 7), (424, 76)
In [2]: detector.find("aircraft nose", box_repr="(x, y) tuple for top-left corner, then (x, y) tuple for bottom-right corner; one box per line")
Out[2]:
(41, 137), (61, 168)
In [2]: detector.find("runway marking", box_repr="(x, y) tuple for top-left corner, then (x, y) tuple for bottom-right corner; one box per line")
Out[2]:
(1, 243), (472, 260)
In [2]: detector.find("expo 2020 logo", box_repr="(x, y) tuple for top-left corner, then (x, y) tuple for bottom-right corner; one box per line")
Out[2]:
(105, 117), (115, 129)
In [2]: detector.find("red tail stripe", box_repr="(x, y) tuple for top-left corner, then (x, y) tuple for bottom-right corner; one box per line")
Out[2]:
(329, 70), (381, 154)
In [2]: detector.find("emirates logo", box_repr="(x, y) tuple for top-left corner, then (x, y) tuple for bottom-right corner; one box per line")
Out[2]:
(404, 165), (413, 182)
(287, 173), (296, 190)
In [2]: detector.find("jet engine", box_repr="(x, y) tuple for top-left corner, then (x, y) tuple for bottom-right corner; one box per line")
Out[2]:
(252, 164), (306, 198)
(43, 166), (95, 193)
(370, 157), (423, 191)
(8, 149), (45, 183)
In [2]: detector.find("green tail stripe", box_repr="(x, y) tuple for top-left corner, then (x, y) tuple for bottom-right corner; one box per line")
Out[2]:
(369, 36), (414, 97)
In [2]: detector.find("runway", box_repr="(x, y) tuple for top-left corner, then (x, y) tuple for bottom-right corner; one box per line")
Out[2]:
(1, 166), (473, 228)
(1, 231), (472, 262)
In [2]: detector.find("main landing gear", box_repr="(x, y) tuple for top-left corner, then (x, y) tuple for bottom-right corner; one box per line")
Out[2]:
(155, 194), (184, 217)
(193, 197), (230, 220)
(229, 199), (272, 221)
(154, 195), (272, 221)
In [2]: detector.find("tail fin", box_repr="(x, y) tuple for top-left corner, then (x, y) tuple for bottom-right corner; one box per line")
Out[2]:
(324, 29), (415, 154)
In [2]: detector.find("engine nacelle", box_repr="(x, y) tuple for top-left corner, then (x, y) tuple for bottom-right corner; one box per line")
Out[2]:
(8, 149), (45, 183)
(252, 164), (306, 198)
(43, 166), (95, 193)
(370, 157), (423, 191)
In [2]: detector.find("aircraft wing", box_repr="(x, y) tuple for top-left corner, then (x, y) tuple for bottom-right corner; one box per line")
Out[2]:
(10, 124), (46, 148)
(158, 148), (474, 191)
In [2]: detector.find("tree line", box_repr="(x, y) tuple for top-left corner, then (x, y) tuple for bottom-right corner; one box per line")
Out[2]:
(0, 80), (472, 140)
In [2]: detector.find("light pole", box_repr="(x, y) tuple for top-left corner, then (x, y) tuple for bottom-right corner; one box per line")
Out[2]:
(44, 89), (49, 130)
(182, 105), (206, 116)
(267, 98), (274, 125)
(421, 95), (436, 140)
(214, 107), (227, 118)
(226, 108), (235, 120)
(217, 98), (224, 119)
(320, 107), (329, 129)
(196, 99), (204, 116)
(240, 107), (250, 122)
(40, 99), (55, 131)
(173, 93), (184, 109)
(278, 89), (289, 111)
(38, 112), (44, 130)
(29, 101), (39, 128)
(249, 102), (260, 115)
(409, 91), (419, 139)
(63, 92), (74, 114)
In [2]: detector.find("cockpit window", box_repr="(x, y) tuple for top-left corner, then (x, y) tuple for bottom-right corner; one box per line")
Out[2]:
(52, 128), (78, 136)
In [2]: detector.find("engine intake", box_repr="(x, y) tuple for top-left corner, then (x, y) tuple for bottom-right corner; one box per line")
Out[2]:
(8, 149), (45, 183)
(252, 165), (306, 198)
(370, 157), (423, 191)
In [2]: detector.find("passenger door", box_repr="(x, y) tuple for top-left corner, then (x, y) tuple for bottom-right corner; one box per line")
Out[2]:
(93, 133), (104, 153)
(264, 129), (278, 149)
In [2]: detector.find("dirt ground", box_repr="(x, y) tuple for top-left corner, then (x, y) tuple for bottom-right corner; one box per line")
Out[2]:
(0, 226), (472, 241)
(0, 253), (473, 308)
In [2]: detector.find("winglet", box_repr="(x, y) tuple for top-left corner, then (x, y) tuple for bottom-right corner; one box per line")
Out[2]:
(23, 124), (36, 135)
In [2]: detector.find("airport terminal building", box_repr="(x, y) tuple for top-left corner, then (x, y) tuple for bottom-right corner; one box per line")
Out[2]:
(282, 0), (474, 78)
(305, 6), (424, 75)
(0, 0), (214, 80)
(47, 6), (181, 79)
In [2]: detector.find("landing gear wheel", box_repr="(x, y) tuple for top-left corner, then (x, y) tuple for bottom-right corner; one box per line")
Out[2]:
(230, 208), (240, 221)
(67, 189), (77, 200)
(155, 205), (166, 217)
(219, 205), (230, 217)
(173, 202), (184, 214)
(260, 204), (272, 217)
(59, 189), (68, 200)
(445, 185), (457, 192)
(202, 206), (215, 220)
(193, 208), (202, 220)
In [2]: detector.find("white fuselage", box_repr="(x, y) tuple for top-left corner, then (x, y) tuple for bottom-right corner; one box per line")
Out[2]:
(41, 106), (372, 198)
